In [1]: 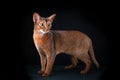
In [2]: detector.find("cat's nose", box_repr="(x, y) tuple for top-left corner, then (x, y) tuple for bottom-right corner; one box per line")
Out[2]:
(46, 28), (49, 32)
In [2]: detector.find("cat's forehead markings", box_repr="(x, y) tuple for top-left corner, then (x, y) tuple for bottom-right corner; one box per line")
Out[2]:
(45, 19), (48, 23)
(42, 17), (48, 23)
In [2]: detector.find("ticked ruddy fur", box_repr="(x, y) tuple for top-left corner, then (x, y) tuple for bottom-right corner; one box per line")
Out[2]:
(33, 12), (99, 77)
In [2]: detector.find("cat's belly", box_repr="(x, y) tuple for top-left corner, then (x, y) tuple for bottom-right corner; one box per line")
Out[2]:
(55, 46), (80, 55)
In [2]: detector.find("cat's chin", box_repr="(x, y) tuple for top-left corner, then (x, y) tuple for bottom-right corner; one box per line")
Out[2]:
(38, 30), (50, 35)
(38, 29), (49, 34)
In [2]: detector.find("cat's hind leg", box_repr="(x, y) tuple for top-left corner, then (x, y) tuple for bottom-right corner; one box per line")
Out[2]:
(77, 53), (91, 74)
(64, 56), (78, 69)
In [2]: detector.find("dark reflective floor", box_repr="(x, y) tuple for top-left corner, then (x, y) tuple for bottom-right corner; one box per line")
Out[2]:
(26, 65), (105, 80)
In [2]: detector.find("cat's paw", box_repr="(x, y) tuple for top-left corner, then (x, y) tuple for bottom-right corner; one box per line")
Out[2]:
(37, 70), (44, 75)
(64, 66), (72, 69)
(42, 73), (50, 77)
(64, 65), (75, 70)
(80, 70), (87, 75)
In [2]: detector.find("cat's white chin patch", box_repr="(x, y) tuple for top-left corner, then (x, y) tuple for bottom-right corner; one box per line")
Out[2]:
(38, 29), (49, 35)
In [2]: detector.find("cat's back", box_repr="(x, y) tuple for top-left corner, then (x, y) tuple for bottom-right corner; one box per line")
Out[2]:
(53, 30), (90, 40)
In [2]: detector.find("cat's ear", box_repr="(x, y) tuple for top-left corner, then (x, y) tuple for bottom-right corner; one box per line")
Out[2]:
(33, 12), (41, 23)
(48, 14), (56, 22)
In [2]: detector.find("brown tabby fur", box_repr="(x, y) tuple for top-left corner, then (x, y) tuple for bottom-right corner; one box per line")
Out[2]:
(33, 12), (99, 77)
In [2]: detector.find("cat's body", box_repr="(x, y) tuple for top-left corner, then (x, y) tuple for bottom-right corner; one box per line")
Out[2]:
(52, 31), (90, 55)
(33, 12), (99, 77)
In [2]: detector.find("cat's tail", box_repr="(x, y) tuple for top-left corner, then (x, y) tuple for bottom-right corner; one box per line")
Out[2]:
(88, 42), (99, 68)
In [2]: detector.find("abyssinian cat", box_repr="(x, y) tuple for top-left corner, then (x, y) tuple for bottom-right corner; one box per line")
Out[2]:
(33, 12), (99, 77)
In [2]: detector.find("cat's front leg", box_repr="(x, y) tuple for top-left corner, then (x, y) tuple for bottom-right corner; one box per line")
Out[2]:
(37, 49), (46, 75)
(38, 55), (46, 75)
(42, 51), (56, 77)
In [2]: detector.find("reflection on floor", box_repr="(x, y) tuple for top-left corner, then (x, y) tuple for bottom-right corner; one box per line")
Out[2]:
(26, 65), (105, 80)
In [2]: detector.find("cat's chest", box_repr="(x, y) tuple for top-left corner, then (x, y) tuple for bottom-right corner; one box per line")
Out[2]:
(33, 33), (49, 46)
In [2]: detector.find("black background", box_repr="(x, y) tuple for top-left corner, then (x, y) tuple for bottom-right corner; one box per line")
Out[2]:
(2, 0), (118, 80)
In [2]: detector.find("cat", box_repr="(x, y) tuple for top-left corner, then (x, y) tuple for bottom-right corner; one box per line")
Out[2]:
(33, 12), (99, 77)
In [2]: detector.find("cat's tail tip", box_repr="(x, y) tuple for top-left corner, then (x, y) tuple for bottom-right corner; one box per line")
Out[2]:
(94, 61), (100, 69)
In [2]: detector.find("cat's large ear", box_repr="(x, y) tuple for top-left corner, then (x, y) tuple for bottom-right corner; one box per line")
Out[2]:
(33, 12), (41, 24)
(48, 14), (56, 22)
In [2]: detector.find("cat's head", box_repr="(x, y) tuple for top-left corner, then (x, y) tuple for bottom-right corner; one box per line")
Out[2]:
(33, 12), (56, 34)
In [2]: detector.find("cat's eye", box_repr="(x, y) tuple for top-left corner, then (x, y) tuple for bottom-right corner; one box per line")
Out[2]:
(39, 23), (44, 27)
